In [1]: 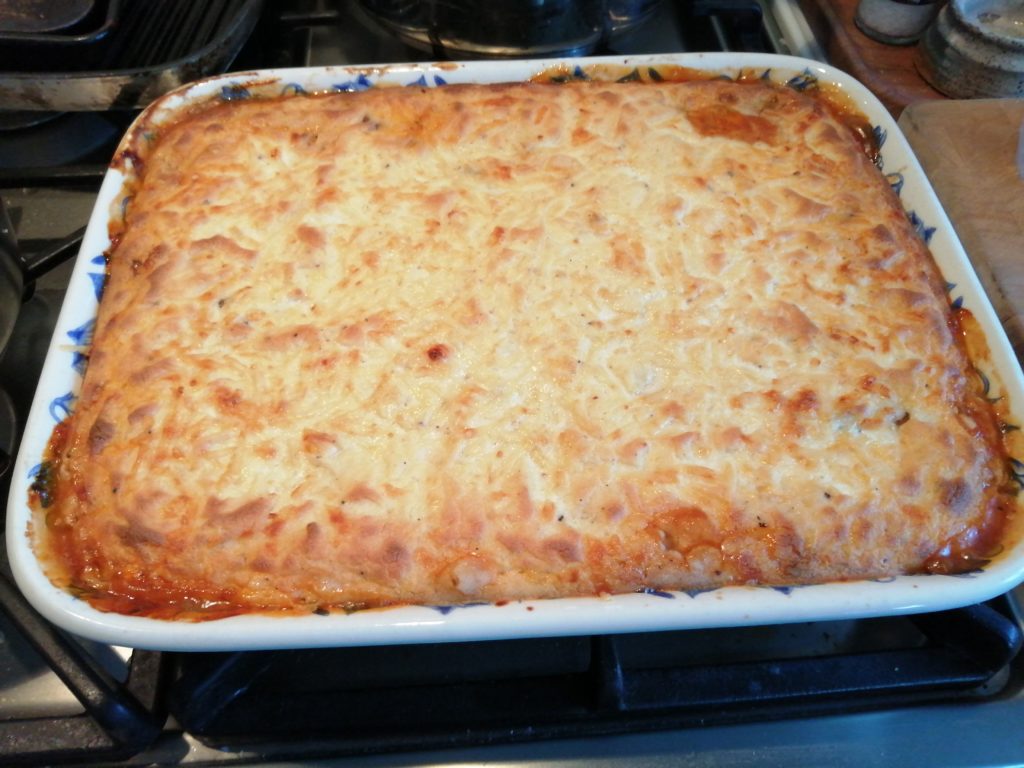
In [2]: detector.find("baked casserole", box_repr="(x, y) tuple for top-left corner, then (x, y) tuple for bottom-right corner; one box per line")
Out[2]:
(29, 74), (1018, 618)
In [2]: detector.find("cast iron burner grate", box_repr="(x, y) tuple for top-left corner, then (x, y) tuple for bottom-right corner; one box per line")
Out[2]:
(1, 347), (1017, 751)
(164, 599), (1023, 763)
(0, 559), (1020, 766)
(0, 550), (166, 766)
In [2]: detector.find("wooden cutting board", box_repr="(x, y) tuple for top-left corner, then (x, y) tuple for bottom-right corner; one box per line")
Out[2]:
(898, 99), (1024, 358)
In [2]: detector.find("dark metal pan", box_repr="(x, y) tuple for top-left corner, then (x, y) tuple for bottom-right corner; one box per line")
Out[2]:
(0, 0), (262, 111)
(0, 0), (121, 71)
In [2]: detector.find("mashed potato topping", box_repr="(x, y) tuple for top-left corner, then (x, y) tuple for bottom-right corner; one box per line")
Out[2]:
(31, 78), (1014, 618)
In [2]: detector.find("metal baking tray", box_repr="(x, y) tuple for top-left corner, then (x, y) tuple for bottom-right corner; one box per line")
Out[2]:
(8, 53), (1024, 651)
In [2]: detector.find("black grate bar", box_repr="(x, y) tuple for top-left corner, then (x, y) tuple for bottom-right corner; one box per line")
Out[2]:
(169, 651), (278, 734)
(913, 602), (1024, 664)
(605, 602), (1021, 711)
(21, 226), (87, 283)
(613, 647), (988, 711)
(594, 635), (627, 710)
(0, 163), (108, 187)
(0, 565), (165, 763)
(185, 674), (593, 739)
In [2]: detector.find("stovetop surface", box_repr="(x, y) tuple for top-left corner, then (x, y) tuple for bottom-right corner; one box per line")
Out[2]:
(2, 2), (1024, 766)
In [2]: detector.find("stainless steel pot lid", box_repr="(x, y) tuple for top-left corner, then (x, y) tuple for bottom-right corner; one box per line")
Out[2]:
(356, 0), (664, 58)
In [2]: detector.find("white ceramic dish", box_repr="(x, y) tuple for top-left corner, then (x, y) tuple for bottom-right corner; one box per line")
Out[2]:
(8, 53), (1024, 651)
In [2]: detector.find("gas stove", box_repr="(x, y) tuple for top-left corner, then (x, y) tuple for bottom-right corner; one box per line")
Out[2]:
(2, 2), (1023, 767)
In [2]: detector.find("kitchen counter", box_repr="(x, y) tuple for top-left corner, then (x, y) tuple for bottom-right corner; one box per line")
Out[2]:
(898, 99), (1024, 357)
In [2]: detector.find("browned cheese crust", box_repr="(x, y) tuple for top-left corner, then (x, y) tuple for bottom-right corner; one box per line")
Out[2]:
(34, 78), (1016, 617)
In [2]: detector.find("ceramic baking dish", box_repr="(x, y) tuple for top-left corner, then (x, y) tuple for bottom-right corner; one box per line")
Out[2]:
(8, 52), (1024, 651)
